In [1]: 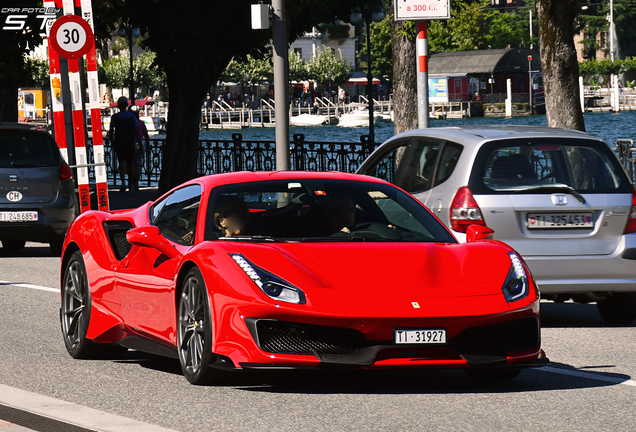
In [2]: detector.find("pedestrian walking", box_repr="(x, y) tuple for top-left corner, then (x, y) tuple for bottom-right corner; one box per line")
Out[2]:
(108, 97), (141, 193)
(132, 110), (151, 191)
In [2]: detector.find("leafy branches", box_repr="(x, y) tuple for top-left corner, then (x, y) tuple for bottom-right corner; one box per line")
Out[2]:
(579, 56), (636, 86)
(100, 51), (164, 90)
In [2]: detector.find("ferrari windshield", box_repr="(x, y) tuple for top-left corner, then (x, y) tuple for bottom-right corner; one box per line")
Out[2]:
(205, 179), (456, 243)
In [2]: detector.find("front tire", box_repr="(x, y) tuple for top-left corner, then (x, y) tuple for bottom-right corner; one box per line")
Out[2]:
(597, 294), (636, 325)
(177, 267), (220, 385)
(61, 250), (126, 359)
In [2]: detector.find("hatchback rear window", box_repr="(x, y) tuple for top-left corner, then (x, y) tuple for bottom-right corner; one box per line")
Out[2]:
(0, 131), (60, 168)
(471, 139), (631, 194)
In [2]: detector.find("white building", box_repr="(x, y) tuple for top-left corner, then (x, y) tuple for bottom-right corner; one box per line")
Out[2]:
(289, 24), (357, 67)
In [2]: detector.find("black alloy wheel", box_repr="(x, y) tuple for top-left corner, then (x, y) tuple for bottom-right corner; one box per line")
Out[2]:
(177, 267), (219, 385)
(61, 250), (126, 358)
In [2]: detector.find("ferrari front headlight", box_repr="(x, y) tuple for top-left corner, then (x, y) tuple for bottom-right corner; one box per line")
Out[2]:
(502, 252), (529, 303)
(230, 254), (306, 304)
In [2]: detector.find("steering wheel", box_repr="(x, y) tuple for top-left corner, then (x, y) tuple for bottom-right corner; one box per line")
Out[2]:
(349, 222), (401, 240)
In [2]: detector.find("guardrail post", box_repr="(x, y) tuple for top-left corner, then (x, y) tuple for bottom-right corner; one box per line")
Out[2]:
(232, 133), (243, 171)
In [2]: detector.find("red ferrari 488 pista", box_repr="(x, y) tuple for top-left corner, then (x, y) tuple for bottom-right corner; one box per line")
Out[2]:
(60, 171), (547, 384)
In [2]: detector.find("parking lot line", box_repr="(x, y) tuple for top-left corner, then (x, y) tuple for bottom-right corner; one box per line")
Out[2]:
(0, 281), (58, 293)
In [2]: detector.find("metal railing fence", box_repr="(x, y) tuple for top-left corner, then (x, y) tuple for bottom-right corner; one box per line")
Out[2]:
(87, 133), (377, 187)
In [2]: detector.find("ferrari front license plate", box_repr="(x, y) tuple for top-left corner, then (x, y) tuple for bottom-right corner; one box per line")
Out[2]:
(0, 211), (38, 222)
(394, 329), (446, 344)
(527, 212), (593, 229)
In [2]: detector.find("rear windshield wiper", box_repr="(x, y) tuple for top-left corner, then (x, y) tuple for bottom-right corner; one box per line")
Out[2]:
(513, 185), (586, 204)
(218, 235), (290, 243)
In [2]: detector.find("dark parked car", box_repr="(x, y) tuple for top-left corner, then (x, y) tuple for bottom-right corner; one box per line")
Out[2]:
(0, 123), (78, 254)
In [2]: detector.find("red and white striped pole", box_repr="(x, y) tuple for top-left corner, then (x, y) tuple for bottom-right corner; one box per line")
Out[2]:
(417, 21), (429, 129)
(79, 0), (109, 211)
(61, 0), (91, 213)
(44, 0), (68, 162)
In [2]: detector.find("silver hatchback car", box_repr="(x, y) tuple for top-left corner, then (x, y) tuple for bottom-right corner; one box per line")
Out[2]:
(0, 123), (78, 255)
(359, 125), (636, 324)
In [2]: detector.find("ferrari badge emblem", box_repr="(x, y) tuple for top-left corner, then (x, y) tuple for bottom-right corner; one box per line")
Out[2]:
(411, 302), (420, 309)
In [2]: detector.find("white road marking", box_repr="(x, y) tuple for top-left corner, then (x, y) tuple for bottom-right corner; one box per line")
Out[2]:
(0, 280), (58, 293)
(542, 366), (636, 387)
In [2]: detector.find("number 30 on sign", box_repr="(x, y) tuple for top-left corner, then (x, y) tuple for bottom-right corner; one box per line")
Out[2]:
(48, 14), (93, 59)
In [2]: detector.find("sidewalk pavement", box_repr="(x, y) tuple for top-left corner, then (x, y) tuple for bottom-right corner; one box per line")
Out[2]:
(0, 384), (178, 432)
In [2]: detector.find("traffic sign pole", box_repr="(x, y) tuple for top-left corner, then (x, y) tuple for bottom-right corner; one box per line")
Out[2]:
(417, 21), (429, 129)
(44, 0), (68, 163)
(60, 0), (91, 213)
(79, 0), (109, 211)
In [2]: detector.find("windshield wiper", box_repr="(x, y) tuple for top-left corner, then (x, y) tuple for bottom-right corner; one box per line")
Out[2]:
(513, 185), (586, 204)
(218, 235), (290, 243)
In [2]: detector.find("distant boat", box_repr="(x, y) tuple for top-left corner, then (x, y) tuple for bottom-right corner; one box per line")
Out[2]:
(337, 109), (382, 128)
(290, 113), (329, 127)
(102, 116), (165, 134)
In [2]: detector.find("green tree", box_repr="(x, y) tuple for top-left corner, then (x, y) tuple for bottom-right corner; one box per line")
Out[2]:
(596, 58), (623, 85)
(623, 56), (636, 74)
(360, 17), (392, 80)
(288, 52), (310, 83)
(576, 0), (636, 58)
(308, 47), (352, 85)
(221, 55), (273, 86)
(25, 57), (50, 87)
(100, 51), (163, 90)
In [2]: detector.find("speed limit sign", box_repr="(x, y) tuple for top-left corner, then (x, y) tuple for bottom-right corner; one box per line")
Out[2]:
(49, 15), (94, 59)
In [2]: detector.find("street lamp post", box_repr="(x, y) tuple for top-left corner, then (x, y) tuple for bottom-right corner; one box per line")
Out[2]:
(528, 55), (532, 114)
(351, 3), (384, 145)
(118, 25), (141, 108)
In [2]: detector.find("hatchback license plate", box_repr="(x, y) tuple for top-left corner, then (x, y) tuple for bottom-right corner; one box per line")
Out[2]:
(394, 329), (446, 344)
(0, 211), (38, 222)
(527, 213), (593, 229)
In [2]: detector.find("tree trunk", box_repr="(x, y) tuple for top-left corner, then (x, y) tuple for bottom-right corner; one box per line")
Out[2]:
(157, 72), (208, 195)
(391, 9), (418, 135)
(0, 85), (19, 123)
(536, 0), (585, 131)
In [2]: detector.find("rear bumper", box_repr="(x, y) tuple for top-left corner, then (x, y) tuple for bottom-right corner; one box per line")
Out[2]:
(525, 233), (636, 293)
(0, 193), (76, 242)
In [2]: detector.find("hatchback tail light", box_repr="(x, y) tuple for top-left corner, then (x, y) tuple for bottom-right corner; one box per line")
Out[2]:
(59, 161), (73, 180)
(624, 187), (636, 234)
(450, 186), (486, 233)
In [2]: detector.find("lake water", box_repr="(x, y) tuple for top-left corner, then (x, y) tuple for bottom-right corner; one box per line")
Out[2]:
(195, 110), (636, 148)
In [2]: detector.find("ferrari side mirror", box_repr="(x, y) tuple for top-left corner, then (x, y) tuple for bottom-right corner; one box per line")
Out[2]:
(465, 224), (494, 242)
(126, 225), (182, 259)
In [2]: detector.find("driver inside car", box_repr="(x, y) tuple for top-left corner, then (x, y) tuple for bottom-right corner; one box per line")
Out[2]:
(214, 197), (250, 237)
(325, 192), (356, 234)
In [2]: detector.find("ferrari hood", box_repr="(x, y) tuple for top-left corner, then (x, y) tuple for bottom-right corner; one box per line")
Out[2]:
(229, 241), (513, 300)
